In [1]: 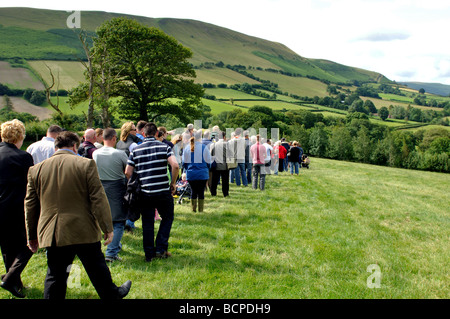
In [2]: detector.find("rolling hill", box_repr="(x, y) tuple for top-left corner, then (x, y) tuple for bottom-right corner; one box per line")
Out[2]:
(0, 7), (389, 84)
(399, 82), (450, 97)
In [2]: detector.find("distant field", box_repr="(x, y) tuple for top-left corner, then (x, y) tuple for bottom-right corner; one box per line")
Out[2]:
(0, 61), (44, 90)
(250, 70), (329, 98)
(29, 60), (85, 90)
(361, 97), (442, 112)
(204, 88), (266, 100)
(201, 98), (239, 114)
(234, 100), (306, 111)
(195, 68), (260, 86)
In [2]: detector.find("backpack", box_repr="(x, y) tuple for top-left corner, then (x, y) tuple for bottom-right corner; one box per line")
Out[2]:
(77, 143), (96, 158)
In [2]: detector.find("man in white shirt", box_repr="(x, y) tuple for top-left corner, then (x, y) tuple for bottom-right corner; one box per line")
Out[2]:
(263, 138), (273, 174)
(26, 125), (62, 164)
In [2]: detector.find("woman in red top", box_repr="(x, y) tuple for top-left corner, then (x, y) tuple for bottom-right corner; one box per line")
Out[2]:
(274, 141), (287, 174)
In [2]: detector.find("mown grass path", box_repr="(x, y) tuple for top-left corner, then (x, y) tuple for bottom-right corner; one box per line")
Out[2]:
(1, 158), (448, 299)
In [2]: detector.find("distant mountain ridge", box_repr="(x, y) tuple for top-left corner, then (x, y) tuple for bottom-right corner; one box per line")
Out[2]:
(0, 7), (390, 85)
(399, 82), (450, 97)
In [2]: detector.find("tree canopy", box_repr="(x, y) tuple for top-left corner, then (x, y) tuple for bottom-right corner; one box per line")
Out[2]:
(94, 18), (204, 122)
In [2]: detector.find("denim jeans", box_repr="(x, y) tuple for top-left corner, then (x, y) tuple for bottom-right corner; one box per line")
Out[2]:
(284, 158), (289, 171)
(141, 192), (174, 260)
(105, 221), (125, 258)
(252, 164), (266, 190)
(235, 163), (248, 186)
(245, 162), (252, 184)
(290, 162), (299, 175)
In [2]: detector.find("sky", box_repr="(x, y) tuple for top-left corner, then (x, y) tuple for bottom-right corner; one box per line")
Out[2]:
(4, 0), (450, 85)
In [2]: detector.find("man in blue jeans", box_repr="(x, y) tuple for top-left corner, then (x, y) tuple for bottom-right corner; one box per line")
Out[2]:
(93, 128), (129, 263)
(125, 123), (179, 262)
(230, 128), (248, 187)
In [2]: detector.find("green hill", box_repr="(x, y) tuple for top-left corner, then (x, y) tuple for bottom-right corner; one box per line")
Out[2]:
(0, 7), (389, 85)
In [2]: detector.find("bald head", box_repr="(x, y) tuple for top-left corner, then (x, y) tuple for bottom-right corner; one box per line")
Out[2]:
(84, 128), (96, 143)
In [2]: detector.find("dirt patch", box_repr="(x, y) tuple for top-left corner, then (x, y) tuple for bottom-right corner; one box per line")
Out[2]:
(9, 97), (52, 120)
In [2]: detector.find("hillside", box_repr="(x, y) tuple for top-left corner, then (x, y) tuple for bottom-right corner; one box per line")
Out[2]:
(400, 82), (450, 97)
(0, 7), (388, 84)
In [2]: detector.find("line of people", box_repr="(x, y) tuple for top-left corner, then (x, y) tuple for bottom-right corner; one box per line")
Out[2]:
(0, 118), (309, 299)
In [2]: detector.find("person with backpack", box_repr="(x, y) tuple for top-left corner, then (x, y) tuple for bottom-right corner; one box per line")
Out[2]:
(77, 128), (97, 159)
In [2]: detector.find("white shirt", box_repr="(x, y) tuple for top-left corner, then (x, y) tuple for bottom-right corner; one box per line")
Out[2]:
(263, 143), (273, 162)
(26, 136), (56, 164)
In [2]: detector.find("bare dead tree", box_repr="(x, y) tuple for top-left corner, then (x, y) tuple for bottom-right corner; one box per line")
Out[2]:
(43, 63), (63, 116)
(77, 30), (95, 128)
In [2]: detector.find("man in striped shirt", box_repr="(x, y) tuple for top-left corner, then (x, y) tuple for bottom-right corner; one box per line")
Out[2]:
(125, 123), (179, 262)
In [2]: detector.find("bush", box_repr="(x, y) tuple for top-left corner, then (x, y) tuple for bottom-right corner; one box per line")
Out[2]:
(29, 90), (46, 106)
(24, 121), (48, 142)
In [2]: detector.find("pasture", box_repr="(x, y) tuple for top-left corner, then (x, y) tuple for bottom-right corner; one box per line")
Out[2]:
(0, 61), (44, 90)
(1, 157), (448, 299)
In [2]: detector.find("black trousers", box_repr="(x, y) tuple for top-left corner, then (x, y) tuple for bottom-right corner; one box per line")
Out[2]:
(44, 242), (119, 299)
(0, 226), (33, 288)
(140, 192), (174, 260)
(189, 180), (207, 200)
(210, 169), (229, 197)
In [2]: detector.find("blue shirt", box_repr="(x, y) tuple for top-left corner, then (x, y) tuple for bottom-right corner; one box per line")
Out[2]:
(128, 137), (173, 195)
(182, 142), (211, 181)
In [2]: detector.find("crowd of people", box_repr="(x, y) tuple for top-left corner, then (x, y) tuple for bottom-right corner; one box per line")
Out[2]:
(0, 118), (309, 299)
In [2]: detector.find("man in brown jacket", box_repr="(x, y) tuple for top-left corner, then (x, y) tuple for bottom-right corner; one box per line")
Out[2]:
(25, 131), (131, 299)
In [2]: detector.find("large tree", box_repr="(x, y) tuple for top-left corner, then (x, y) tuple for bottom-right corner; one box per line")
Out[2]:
(95, 18), (204, 122)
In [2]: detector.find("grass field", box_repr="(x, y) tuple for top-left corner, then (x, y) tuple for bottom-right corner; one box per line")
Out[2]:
(0, 61), (44, 90)
(28, 60), (86, 90)
(1, 157), (448, 299)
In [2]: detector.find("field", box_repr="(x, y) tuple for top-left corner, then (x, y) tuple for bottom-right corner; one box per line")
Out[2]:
(1, 157), (448, 299)
(28, 60), (86, 90)
(0, 61), (44, 90)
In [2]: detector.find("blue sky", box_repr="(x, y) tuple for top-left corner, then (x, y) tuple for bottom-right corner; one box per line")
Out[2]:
(5, 0), (450, 85)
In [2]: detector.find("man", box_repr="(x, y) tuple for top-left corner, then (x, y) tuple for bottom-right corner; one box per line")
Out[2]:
(125, 123), (179, 262)
(135, 120), (147, 144)
(243, 130), (252, 183)
(0, 119), (34, 298)
(26, 124), (62, 164)
(250, 135), (267, 191)
(78, 128), (97, 159)
(93, 128), (128, 263)
(230, 128), (248, 187)
(263, 138), (273, 174)
(210, 131), (230, 197)
(25, 131), (131, 299)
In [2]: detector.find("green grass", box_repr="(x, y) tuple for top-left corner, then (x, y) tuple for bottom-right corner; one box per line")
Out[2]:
(29, 60), (86, 90)
(1, 157), (448, 299)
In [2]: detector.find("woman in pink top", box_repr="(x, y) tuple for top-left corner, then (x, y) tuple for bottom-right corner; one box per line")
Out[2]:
(250, 135), (267, 190)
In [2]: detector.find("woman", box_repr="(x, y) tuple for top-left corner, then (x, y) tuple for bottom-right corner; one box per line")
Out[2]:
(182, 130), (211, 212)
(116, 122), (139, 157)
(171, 134), (183, 172)
(0, 119), (34, 298)
(274, 140), (287, 174)
(288, 141), (301, 175)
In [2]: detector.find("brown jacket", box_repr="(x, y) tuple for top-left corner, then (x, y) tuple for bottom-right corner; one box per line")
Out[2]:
(25, 150), (113, 248)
